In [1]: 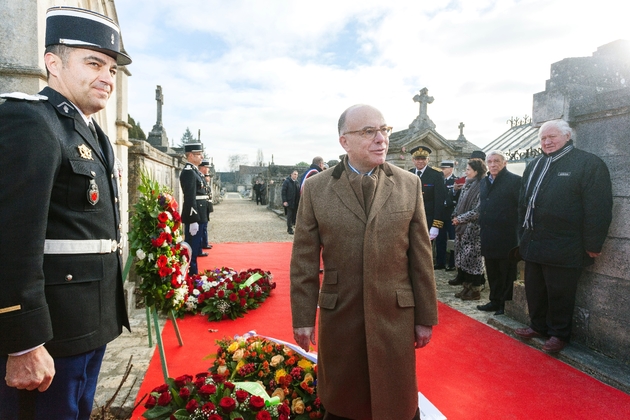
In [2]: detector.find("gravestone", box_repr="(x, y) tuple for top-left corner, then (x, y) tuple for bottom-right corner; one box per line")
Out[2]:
(147, 85), (170, 150)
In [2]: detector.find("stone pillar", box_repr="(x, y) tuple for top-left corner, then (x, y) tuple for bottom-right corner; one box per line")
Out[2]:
(0, 0), (46, 94)
(526, 40), (630, 362)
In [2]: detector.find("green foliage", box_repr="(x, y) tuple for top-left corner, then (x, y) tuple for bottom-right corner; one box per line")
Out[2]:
(128, 114), (147, 140)
(179, 127), (196, 148)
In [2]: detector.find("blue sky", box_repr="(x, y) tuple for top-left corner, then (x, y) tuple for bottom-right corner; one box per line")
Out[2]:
(115, 0), (628, 171)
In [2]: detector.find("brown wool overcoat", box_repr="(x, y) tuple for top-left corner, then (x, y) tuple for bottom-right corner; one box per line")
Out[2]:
(290, 159), (438, 420)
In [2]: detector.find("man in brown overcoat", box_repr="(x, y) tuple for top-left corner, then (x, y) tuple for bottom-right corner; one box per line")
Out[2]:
(291, 104), (438, 420)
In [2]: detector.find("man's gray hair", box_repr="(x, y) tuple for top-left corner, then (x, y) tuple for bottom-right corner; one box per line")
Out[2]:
(312, 156), (324, 165)
(486, 150), (507, 161)
(539, 119), (573, 139)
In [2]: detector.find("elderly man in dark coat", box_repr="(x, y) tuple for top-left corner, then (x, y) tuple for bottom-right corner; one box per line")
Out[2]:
(515, 119), (613, 353)
(477, 151), (521, 315)
(291, 104), (438, 420)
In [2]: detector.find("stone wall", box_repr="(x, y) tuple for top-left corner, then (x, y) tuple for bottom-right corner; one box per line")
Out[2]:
(522, 40), (630, 362)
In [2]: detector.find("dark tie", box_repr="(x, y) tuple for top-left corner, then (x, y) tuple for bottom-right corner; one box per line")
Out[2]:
(89, 121), (107, 162)
(88, 121), (98, 142)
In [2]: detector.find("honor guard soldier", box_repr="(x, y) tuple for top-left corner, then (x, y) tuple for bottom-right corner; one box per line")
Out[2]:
(408, 146), (448, 241)
(434, 160), (457, 271)
(0, 7), (131, 419)
(198, 159), (213, 253)
(180, 143), (208, 274)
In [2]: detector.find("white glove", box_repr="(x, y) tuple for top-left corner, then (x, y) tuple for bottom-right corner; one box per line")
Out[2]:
(429, 227), (439, 240)
(189, 222), (199, 236)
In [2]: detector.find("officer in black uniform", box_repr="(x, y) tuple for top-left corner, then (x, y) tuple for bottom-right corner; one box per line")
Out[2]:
(180, 143), (208, 275)
(408, 146), (448, 241)
(0, 7), (131, 419)
(434, 160), (457, 270)
(198, 159), (212, 253)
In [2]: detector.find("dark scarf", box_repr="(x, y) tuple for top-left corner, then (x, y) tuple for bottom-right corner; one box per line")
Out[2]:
(523, 140), (575, 230)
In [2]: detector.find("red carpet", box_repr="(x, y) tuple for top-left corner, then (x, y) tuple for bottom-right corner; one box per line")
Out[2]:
(131, 242), (630, 419)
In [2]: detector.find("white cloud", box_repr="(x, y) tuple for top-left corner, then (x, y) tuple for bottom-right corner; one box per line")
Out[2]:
(115, 0), (630, 171)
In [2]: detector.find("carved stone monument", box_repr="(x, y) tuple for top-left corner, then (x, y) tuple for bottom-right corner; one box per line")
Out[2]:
(147, 85), (170, 150)
(387, 88), (481, 174)
(410, 87), (437, 131)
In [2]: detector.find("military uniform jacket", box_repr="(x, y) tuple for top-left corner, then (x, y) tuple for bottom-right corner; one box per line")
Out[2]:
(0, 87), (129, 357)
(444, 173), (457, 216)
(291, 159), (438, 420)
(180, 162), (208, 224)
(409, 165), (448, 229)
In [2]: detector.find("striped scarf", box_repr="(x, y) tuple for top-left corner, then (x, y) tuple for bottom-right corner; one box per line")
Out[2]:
(523, 142), (574, 229)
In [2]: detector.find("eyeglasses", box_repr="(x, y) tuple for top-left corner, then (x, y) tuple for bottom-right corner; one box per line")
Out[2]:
(343, 126), (393, 139)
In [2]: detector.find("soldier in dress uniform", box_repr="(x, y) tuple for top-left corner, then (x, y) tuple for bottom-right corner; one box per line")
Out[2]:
(434, 160), (457, 271)
(198, 159), (212, 254)
(180, 143), (208, 275)
(408, 146), (448, 241)
(0, 7), (131, 419)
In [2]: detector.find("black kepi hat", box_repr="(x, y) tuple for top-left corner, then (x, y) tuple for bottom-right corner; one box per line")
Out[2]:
(469, 150), (486, 160)
(199, 159), (210, 167)
(46, 7), (132, 65)
(184, 143), (203, 153)
(440, 160), (454, 168)
(409, 145), (432, 158)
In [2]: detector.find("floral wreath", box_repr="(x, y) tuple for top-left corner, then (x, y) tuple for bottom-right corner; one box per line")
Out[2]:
(129, 174), (275, 319)
(142, 334), (324, 419)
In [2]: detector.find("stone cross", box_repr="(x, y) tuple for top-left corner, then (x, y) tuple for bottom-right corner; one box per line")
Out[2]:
(155, 85), (164, 125)
(413, 88), (434, 119)
(459, 122), (465, 136)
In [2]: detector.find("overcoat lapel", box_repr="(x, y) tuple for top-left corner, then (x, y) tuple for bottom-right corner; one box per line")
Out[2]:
(332, 171), (367, 224)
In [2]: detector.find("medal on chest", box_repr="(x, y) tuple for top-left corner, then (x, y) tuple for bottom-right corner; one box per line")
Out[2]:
(87, 179), (100, 205)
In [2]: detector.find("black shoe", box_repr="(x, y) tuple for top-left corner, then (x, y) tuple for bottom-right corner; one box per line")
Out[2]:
(445, 266), (456, 272)
(433, 264), (446, 270)
(288, 229), (294, 235)
(202, 245), (213, 249)
(477, 302), (499, 312)
(448, 277), (464, 286)
(494, 308), (505, 315)
(199, 252), (209, 257)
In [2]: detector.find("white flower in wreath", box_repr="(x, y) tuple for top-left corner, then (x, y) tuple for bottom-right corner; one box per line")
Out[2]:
(136, 249), (146, 260)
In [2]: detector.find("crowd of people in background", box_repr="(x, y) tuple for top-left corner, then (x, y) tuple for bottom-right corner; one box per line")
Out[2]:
(281, 119), (612, 356)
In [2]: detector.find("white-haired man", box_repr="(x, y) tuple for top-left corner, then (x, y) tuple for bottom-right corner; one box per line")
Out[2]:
(515, 120), (612, 353)
(477, 151), (521, 315)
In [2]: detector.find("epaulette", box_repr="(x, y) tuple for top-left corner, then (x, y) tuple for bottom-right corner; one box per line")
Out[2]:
(0, 92), (48, 102)
(183, 163), (193, 170)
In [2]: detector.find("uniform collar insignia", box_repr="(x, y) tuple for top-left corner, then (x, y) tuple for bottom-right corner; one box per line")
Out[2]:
(57, 101), (74, 114)
(78, 144), (94, 160)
